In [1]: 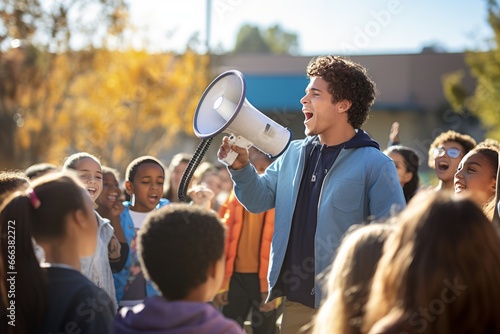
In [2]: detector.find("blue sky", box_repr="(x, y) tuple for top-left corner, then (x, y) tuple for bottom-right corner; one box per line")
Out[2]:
(127, 0), (493, 55)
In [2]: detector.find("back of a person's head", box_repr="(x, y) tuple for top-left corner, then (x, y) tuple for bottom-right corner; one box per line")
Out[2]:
(1, 172), (86, 241)
(137, 203), (225, 301)
(428, 130), (476, 168)
(0, 171), (29, 207)
(0, 171), (87, 334)
(24, 162), (58, 180)
(313, 223), (393, 334)
(364, 190), (500, 333)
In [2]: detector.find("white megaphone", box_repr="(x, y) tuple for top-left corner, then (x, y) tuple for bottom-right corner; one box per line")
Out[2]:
(193, 70), (292, 166)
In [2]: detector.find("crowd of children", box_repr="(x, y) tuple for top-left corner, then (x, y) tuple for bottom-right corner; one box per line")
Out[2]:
(0, 126), (498, 334)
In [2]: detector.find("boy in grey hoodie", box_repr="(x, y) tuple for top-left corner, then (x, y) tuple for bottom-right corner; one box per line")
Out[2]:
(114, 203), (243, 334)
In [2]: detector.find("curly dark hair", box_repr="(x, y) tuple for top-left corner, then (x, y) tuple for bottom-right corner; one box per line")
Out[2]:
(137, 203), (225, 300)
(0, 170), (29, 201)
(306, 56), (376, 129)
(427, 130), (477, 168)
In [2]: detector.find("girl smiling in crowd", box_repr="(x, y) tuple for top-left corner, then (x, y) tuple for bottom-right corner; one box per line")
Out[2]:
(63, 152), (122, 311)
(454, 144), (499, 220)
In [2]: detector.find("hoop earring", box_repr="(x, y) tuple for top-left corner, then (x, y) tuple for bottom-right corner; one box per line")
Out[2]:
(130, 194), (136, 207)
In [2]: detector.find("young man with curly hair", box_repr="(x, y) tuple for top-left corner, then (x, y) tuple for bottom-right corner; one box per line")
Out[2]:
(218, 55), (406, 333)
(427, 130), (476, 191)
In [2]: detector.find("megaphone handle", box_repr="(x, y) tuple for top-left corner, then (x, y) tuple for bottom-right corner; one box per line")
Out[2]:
(219, 135), (253, 167)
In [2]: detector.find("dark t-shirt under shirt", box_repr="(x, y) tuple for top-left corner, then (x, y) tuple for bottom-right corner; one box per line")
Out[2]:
(277, 143), (343, 308)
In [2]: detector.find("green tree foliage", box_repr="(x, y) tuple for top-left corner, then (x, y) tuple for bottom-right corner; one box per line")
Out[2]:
(265, 24), (299, 55)
(0, 0), (210, 171)
(233, 24), (299, 55)
(443, 0), (500, 140)
(233, 24), (271, 54)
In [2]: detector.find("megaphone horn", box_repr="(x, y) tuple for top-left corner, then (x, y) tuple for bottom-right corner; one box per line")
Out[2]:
(193, 70), (293, 166)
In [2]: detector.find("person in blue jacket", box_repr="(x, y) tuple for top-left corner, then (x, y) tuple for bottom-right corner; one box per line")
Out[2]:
(218, 55), (406, 333)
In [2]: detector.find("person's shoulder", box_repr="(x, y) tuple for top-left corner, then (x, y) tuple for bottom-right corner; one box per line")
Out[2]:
(44, 268), (114, 333)
(278, 137), (312, 158)
(207, 306), (245, 334)
(95, 210), (112, 227)
(94, 210), (114, 237)
(158, 198), (170, 208)
(350, 146), (392, 163)
(46, 266), (90, 287)
(48, 267), (113, 304)
(64, 279), (114, 330)
(289, 136), (315, 148)
(119, 204), (132, 219)
(282, 139), (304, 153)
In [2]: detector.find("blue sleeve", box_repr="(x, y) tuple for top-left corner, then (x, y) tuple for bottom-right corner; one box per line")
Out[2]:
(229, 159), (279, 213)
(368, 159), (406, 219)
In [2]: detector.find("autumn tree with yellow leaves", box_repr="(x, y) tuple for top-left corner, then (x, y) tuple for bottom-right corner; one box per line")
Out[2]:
(0, 0), (210, 171)
(46, 49), (209, 172)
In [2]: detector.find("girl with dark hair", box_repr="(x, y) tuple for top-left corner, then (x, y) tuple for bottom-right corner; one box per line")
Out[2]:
(384, 145), (420, 203)
(0, 172), (114, 334)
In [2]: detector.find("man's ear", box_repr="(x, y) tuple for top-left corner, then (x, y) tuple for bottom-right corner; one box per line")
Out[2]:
(125, 180), (133, 195)
(337, 99), (352, 113)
